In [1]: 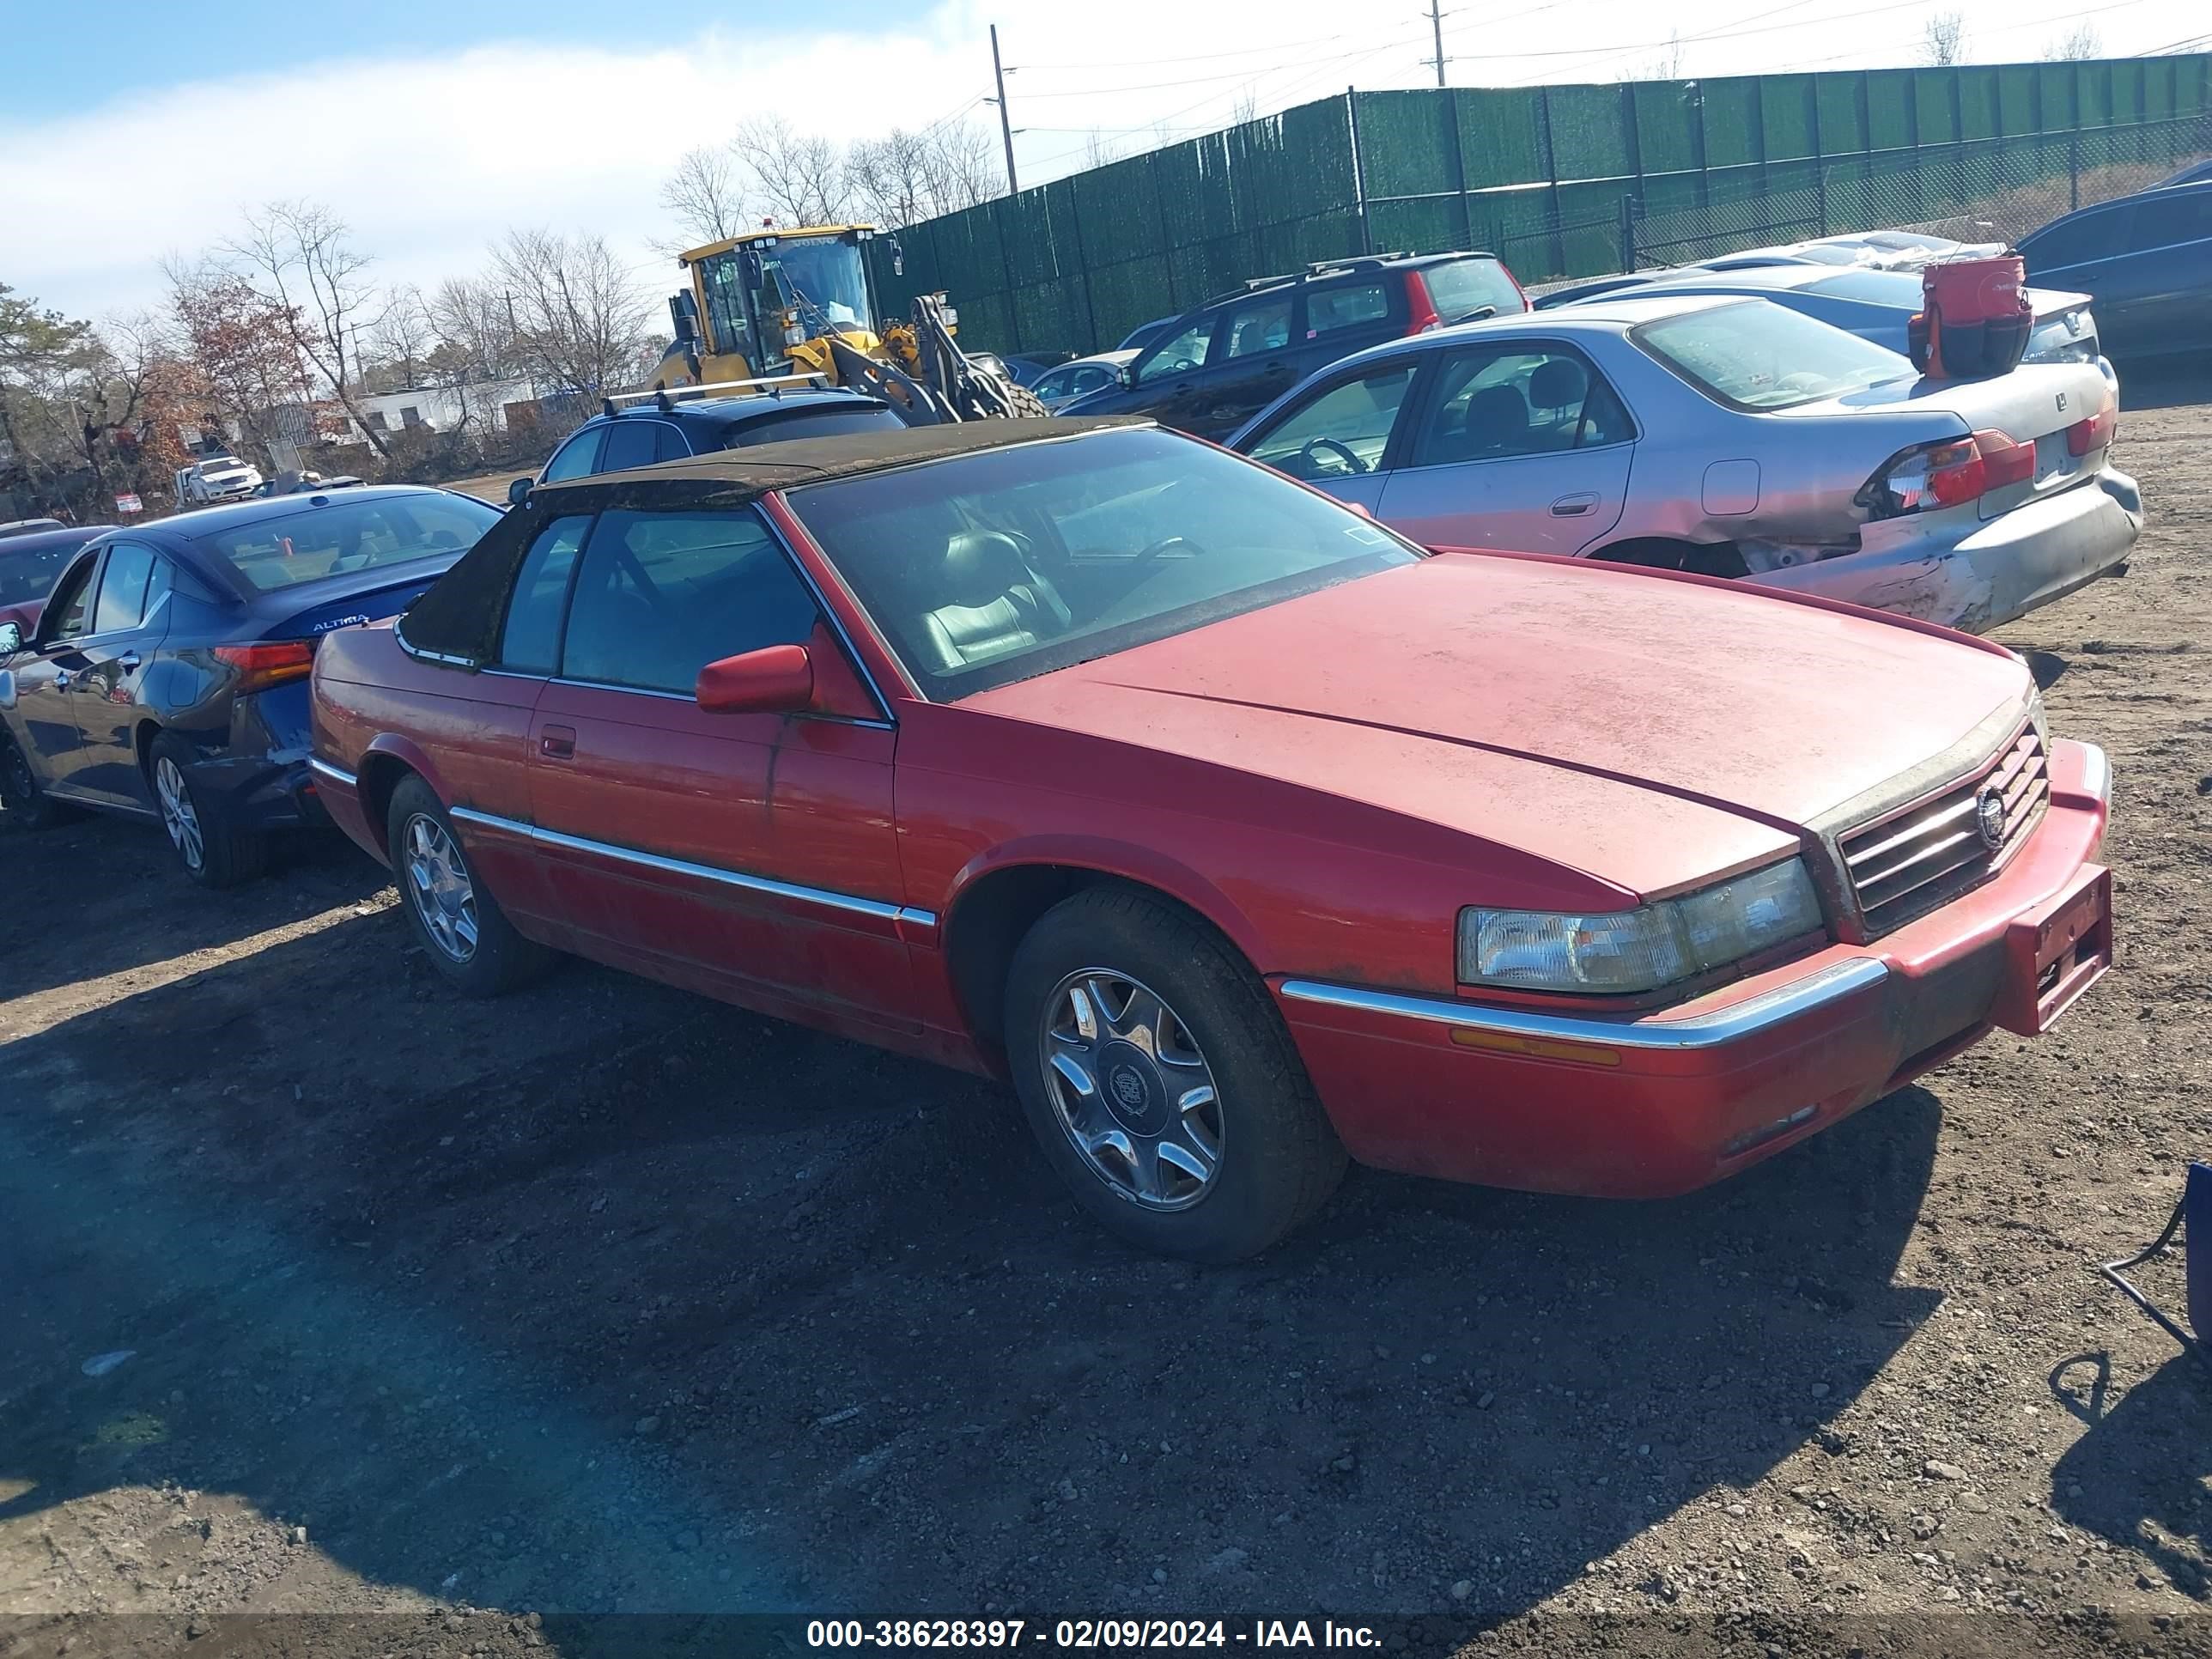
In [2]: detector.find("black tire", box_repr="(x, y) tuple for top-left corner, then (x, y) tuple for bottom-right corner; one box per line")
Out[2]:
(0, 724), (69, 830)
(1004, 885), (1346, 1261)
(149, 732), (267, 888)
(386, 775), (553, 996)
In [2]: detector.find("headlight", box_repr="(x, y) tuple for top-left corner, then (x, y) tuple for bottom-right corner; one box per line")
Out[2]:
(1457, 858), (1825, 994)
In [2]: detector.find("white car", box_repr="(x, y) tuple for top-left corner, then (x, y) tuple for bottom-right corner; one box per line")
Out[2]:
(1033, 349), (1139, 412)
(174, 455), (264, 506)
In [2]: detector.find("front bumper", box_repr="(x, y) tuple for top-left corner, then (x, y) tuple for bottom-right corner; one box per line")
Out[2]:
(1276, 738), (2112, 1198)
(1751, 467), (2141, 635)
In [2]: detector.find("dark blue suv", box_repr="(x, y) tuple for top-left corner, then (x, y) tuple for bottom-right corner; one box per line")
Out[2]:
(509, 385), (910, 504)
(1059, 252), (1526, 439)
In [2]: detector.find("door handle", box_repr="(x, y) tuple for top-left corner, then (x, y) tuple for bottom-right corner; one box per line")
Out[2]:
(1550, 493), (1600, 517)
(538, 724), (576, 760)
(118, 651), (140, 671)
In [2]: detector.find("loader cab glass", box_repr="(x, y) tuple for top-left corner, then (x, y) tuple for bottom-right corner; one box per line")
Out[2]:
(696, 251), (763, 368)
(757, 234), (873, 333)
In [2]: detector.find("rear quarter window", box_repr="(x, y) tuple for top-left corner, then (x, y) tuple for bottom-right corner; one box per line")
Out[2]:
(720, 407), (908, 447)
(1425, 258), (1526, 321)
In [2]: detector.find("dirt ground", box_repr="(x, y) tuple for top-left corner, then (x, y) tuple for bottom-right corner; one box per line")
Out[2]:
(3, 379), (2209, 1659)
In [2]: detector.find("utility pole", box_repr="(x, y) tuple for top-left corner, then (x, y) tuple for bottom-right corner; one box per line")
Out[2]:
(1425, 0), (1450, 87)
(990, 24), (1020, 197)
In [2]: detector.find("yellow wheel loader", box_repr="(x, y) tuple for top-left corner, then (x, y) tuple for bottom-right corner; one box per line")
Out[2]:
(651, 225), (1045, 422)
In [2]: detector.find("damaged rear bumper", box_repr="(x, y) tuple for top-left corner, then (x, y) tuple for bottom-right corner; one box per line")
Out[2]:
(1748, 466), (2141, 635)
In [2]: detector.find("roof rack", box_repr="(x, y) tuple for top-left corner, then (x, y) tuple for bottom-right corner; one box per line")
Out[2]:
(600, 373), (830, 417)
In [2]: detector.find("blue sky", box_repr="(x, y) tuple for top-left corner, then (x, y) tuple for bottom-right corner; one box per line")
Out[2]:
(1, 0), (891, 117)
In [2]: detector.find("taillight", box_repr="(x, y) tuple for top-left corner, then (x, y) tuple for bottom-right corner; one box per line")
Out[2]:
(2067, 390), (2118, 456)
(214, 639), (316, 692)
(1405, 270), (1441, 335)
(1858, 429), (2033, 518)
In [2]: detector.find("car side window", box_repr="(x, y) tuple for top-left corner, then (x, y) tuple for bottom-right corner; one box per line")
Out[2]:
(654, 422), (691, 462)
(541, 427), (605, 483)
(1135, 319), (1214, 383)
(498, 515), (593, 675)
(560, 508), (821, 696)
(1409, 348), (1625, 467)
(1305, 282), (1390, 337)
(90, 541), (160, 634)
(41, 557), (100, 643)
(2025, 207), (2118, 270)
(1220, 295), (1293, 359)
(2135, 190), (2212, 252)
(1245, 365), (1418, 481)
(598, 420), (664, 473)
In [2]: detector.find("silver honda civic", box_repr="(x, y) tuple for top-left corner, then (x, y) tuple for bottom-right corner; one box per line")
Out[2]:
(1228, 294), (2142, 635)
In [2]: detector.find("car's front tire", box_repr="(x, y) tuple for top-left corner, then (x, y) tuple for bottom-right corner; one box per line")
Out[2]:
(1004, 885), (1346, 1261)
(386, 775), (552, 995)
(149, 732), (267, 888)
(0, 725), (68, 830)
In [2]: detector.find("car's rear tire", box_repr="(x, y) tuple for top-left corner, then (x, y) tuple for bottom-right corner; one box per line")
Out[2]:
(0, 726), (69, 830)
(1004, 885), (1346, 1261)
(149, 732), (267, 888)
(386, 775), (553, 996)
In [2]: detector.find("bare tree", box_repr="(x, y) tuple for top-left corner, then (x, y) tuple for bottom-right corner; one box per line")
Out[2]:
(1626, 32), (1685, 81)
(490, 228), (659, 399)
(1922, 11), (1967, 65)
(369, 284), (433, 391)
(659, 146), (748, 252)
(225, 200), (391, 458)
(428, 276), (519, 383)
(1083, 130), (1127, 170)
(847, 120), (1002, 228)
(733, 115), (854, 227)
(2045, 21), (2102, 58)
(1229, 86), (1260, 126)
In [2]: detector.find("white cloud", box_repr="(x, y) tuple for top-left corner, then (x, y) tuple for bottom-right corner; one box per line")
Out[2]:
(3, 0), (2198, 323)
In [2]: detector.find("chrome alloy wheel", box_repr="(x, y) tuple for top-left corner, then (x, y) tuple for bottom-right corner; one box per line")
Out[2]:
(1038, 968), (1224, 1211)
(403, 813), (479, 963)
(154, 755), (204, 870)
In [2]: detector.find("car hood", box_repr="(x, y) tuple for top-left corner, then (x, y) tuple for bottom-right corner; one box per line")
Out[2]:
(966, 555), (2033, 898)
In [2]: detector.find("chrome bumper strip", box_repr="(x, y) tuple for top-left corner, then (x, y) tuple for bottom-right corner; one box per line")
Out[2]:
(1278, 957), (1890, 1052)
(306, 757), (357, 789)
(447, 804), (937, 929)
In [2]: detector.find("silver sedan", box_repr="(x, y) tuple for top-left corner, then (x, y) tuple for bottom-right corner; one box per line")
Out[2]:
(1228, 295), (2142, 635)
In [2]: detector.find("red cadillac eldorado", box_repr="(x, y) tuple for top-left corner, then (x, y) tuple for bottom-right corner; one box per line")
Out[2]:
(307, 418), (2112, 1261)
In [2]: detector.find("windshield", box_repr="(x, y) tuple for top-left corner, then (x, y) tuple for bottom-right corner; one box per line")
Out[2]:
(762, 234), (873, 332)
(198, 494), (500, 592)
(0, 539), (87, 605)
(722, 405), (907, 447)
(1633, 301), (1911, 410)
(788, 426), (1421, 701)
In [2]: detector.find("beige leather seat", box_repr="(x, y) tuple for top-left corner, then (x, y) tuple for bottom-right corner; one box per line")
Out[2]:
(913, 531), (1073, 675)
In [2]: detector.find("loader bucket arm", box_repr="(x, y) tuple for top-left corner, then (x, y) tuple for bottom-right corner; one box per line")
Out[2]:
(826, 335), (954, 426)
(910, 294), (1024, 421)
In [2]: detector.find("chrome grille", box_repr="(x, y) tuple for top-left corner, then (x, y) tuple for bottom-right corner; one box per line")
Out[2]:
(1840, 726), (2049, 936)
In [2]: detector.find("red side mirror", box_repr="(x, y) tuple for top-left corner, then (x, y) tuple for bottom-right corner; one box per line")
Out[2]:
(696, 644), (813, 714)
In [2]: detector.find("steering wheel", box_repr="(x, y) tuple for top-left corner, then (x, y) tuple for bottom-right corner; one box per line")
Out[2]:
(1298, 436), (1365, 476)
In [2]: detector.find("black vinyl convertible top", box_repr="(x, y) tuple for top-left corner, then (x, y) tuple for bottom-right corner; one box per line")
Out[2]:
(398, 416), (1150, 667)
(541, 414), (1149, 507)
